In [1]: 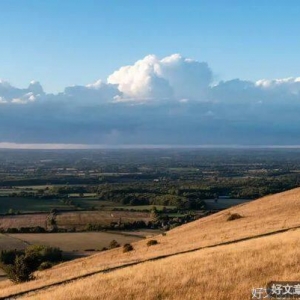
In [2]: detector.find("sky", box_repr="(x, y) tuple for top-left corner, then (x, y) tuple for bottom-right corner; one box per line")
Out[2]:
(0, 0), (300, 147)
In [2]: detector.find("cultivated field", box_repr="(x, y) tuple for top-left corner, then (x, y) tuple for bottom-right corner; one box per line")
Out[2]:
(7, 232), (144, 252)
(0, 213), (48, 229)
(56, 210), (152, 230)
(0, 210), (152, 231)
(0, 233), (28, 251)
(1, 187), (300, 299)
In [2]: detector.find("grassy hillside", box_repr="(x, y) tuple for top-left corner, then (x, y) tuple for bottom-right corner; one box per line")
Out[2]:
(23, 229), (300, 300)
(1, 187), (300, 299)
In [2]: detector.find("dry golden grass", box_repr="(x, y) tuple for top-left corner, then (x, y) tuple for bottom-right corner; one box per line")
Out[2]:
(23, 229), (300, 300)
(1, 187), (300, 299)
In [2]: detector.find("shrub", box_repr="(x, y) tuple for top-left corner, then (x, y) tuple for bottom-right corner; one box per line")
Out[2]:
(109, 240), (120, 249)
(147, 239), (158, 246)
(0, 250), (23, 265)
(25, 245), (62, 266)
(123, 244), (134, 253)
(4, 255), (33, 283)
(31, 226), (46, 233)
(6, 228), (19, 233)
(38, 261), (53, 271)
(1, 245), (63, 283)
(227, 213), (243, 221)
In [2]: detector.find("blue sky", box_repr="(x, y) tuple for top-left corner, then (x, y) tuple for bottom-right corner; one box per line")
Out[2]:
(1, 0), (300, 92)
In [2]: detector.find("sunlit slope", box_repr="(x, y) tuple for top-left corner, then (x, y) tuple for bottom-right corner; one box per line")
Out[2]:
(1, 187), (300, 299)
(24, 229), (300, 300)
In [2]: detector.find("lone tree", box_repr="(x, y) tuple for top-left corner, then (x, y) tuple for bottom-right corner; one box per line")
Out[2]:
(1, 245), (62, 283)
(4, 255), (33, 283)
(150, 206), (160, 222)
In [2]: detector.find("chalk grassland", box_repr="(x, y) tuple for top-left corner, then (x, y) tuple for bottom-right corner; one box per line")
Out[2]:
(0, 188), (300, 298)
(7, 232), (143, 252)
(23, 229), (300, 300)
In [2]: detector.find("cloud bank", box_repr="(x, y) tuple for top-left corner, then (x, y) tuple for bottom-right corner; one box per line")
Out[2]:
(1, 54), (300, 146)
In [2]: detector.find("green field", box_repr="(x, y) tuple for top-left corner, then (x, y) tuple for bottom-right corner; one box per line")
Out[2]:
(68, 193), (98, 197)
(0, 189), (20, 196)
(70, 197), (114, 210)
(114, 205), (177, 211)
(70, 197), (177, 211)
(0, 197), (72, 214)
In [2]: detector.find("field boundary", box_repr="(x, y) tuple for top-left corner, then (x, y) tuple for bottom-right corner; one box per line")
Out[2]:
(3, 233), (31, 247)
(1, 224), (300, 300)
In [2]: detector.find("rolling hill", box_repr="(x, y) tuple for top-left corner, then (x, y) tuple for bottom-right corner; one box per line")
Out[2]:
(1, 187), (300, 300)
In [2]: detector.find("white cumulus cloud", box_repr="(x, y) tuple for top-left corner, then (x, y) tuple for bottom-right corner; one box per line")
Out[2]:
(256, 77), (300, 95)
(11, 92), (37, 104)
(1, 54), (300, 146)
(0, 80), (44, 104)
(107, 54), (212, 102)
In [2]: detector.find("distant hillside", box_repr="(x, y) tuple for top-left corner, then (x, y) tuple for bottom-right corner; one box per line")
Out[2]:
(1, 188), (300, 300)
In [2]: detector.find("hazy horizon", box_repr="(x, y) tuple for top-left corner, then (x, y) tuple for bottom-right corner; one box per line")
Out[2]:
(3, 142), (300, 150)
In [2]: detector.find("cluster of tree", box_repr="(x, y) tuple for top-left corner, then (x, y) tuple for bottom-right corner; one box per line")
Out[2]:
(0, 226), (76, 234)
(85, 220), (149, 231)
(5, 208), (21, 215)
(1, 226), (47, 233)
(95, 173), (300, 206)
(111, 207), (179, 213)
(0, 245), (62, 283)
(84, 209), (198, 231)
(51, 185), (98, 195)
(8, 191), (58, 199)
(97, 185), (207, 208)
